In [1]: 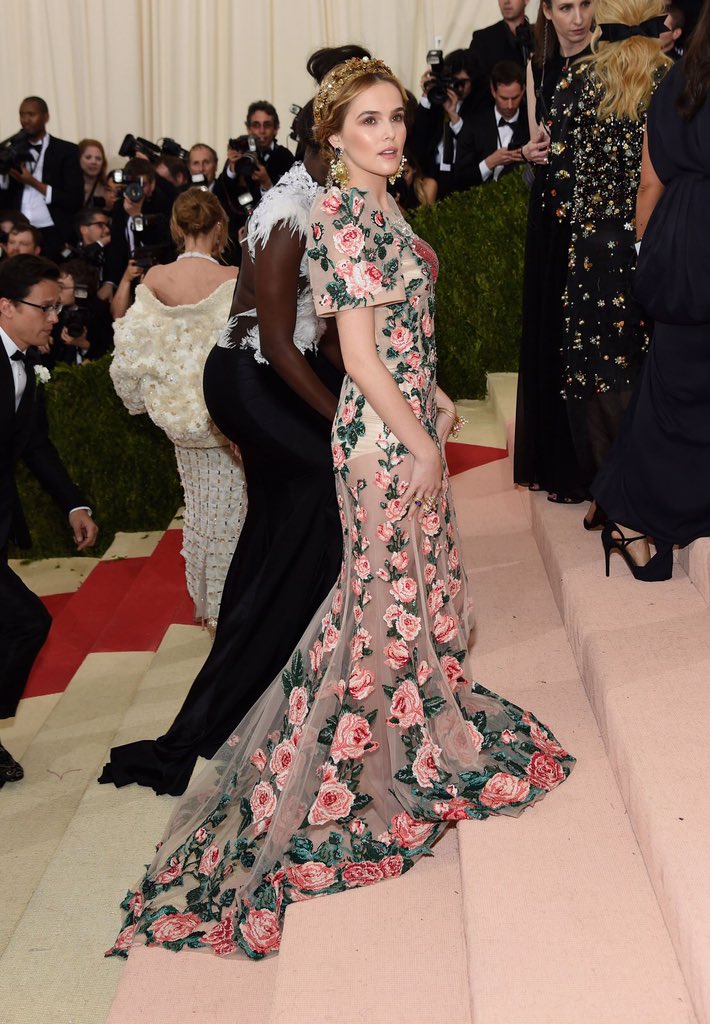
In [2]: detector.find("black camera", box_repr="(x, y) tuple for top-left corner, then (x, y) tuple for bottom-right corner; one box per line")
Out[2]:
(0, 129), (34, 174)
(229, 135), (262, 177)
(131, 245), (164, 270)
(60, 240), (108, 270)
(108, 169), (145, 203)
(58, 285), (90, 339)
(118, 134), (189, 164)
(424, 49), (455, 106)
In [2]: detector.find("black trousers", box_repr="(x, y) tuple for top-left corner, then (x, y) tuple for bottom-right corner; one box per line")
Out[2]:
(0, 553), (52, 719)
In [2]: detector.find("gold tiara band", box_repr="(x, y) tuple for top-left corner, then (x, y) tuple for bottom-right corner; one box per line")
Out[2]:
(313, 56), (396, 125)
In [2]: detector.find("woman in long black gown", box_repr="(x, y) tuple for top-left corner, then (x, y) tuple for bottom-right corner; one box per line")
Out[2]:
(99, 52), (370, 795)
(594, 4), (710, 580)
(513, 0), (594, 502)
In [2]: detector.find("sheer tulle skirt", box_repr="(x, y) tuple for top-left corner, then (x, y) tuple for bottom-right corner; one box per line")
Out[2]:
(109, 439), (575, 960)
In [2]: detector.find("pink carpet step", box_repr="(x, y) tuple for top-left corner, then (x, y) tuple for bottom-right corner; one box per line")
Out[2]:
(526, 490), (710, 1024)
(678, 537), (710, 606)
(457, 467), (695, 1023)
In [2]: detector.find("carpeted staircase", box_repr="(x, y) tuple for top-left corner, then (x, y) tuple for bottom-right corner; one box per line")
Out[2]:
(0, 377), (707, 1024)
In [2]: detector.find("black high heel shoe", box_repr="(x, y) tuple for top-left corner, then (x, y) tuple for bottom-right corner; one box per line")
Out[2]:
(583, 504), (606, 531)
(601, 522), (673, 582)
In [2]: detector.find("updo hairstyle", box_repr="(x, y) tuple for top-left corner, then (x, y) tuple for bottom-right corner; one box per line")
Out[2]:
(170, 187), (227, 255)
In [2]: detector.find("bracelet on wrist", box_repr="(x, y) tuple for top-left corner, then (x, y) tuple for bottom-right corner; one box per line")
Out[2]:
(437, 406), (456, 421)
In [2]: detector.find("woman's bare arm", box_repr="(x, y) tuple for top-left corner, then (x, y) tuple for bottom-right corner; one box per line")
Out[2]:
(635, 131), (665, 241)
(256, 224), (339, 421)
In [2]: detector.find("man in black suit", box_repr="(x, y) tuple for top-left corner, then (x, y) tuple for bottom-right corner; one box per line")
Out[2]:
(103, 158), (173, 290)
(0, 97), (84, 261)
(470, 0), (530, 111)
(464, 61), (529, 187)
(0, 255), (98, 785)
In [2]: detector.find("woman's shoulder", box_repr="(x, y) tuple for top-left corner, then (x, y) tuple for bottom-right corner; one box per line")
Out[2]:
(248, 162), (318, 255)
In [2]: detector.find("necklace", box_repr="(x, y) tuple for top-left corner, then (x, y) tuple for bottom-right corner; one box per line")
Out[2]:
(177, 251), (219, 264)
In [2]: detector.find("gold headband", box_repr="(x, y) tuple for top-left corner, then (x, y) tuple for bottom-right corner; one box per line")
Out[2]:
(313, 56), (397, 125)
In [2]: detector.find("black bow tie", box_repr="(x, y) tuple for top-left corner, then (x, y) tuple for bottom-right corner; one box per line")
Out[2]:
(498, 117), (516, 128)
(11, 350), (28, 364)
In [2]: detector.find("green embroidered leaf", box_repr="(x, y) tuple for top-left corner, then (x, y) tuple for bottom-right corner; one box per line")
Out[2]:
(220, 888), (236, 907)
(423, 695), (446, 718)
(352, 792), (372, 811)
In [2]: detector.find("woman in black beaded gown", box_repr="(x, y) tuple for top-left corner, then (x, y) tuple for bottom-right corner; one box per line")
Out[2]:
(561, 1), (670, 519)
(513, 0), (594, 502)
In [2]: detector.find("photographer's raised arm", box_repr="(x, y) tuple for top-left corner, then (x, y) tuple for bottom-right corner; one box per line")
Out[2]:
(255, 224), (339, 421)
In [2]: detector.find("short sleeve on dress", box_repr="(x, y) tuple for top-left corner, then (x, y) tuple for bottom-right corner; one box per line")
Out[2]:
(306, 187), (406, 317)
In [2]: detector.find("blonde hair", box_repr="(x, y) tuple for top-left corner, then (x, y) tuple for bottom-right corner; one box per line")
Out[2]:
(313, 58), (408, 164)
(588, 0), (672, 121)
(170, 187), (227, 255)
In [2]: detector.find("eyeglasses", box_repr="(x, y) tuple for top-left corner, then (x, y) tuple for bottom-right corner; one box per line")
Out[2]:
(86, 220), (110, 228)
(17, 299), (63, 316)
(248, 121), (275, 129)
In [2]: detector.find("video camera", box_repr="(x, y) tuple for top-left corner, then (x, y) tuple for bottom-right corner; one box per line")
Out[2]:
(0, 130), (34, 174)
(424, 50), (456, 106)
(228, 135), (263, 178)
(118, 134), (190, 165)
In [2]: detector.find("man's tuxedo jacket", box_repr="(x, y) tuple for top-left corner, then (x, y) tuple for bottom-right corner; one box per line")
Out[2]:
(0, 136), (84, 245)
(458, 106), (530, 188)
(469, 19), (528, 110)
(1, 348), (84, 551)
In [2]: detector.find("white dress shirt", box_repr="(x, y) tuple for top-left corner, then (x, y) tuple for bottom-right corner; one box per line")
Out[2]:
(479, 108), (520, 182)
(0, 133), (54, 226)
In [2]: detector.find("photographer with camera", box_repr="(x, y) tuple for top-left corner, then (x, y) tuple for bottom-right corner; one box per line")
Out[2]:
(411, 48), (479, 200)
(469, 1), (531, 111)
(0, 97), (84, 262)
(156, 155), (190, 191)
(46, 259), (113, 367)
(103, 158), (173, 294)
(72, 208), (114, 301)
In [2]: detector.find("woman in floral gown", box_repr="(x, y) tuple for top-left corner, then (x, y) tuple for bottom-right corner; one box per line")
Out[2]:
(109, 57), (574, 962)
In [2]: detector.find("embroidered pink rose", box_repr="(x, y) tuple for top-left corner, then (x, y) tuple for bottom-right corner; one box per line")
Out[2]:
(353, 606), (363, 624)
(389, 811), (436, 848)
(405, 350), (421, 369)
(250, 748), (267, 772)
(427, 586), (444, 615)
(441, 654), (465, 687)
(270, 739), (297, 789)
(384, 638), (410, 671)
(331, 712), (375, 762)
(203, 916), (236, 957)
(385, 498), (407, 521)
(391, 576), (417, 603)
(397, 611), (422, 641)
(288, 686), (309, 725)
(421, 312), (434, 337)
(448, 575), (462, 597)
(420, 512), (442, 537)
(374, 470), (392, 491)
(312, 223), (323, 242)
(480, 772), (531, 809)
(530, 721), (569, 758)
(390, 326), (414, 353)
(345, 261), (383, 300)
(239, 907), (281, 956)
(127, 891), (145, 918)
(432, 611), (458, 645)
(349, 818), (366, 836)
(342, 860), (384, 887)
(380, 854), (404, 878)
(348, 666), (375, 700)
(407, 396), (422, 418)
(286, 861), (337, 891)
(413, 732), (442, 787)
(250, 781), (277, 822)
(150, 912), (203, 944)
(501, 728), (516, 745)
(350, 627), (372, 660)
(320, 192), (341, 215)
(332, 443), (346, 469)
(424, 563), (437, 585)
(434, 797), (471, 820)
(377, 521), (395, 543)
(526, 751), (566, 791)
(417, 661), (433, 685)
(319, 294), (334, 311)
(322, 621), (340, 653)
(448, 546), (460, 571)
(198, 842), (221, 875)
(331, 589), (343, 616)
(422, 537), (433, 558)
(352, 577), (363, 597)
(308, 778), (356, 825)
(193, 827), (208, 844)
(341, 399), (356, 425)
(391, 550), (409, 572)
(352, 193), (365, 217)
(373, 209), (385, 227)
(383, 602), (402, 627)
(354, 555), (372, 580)
(387, 678), (425, 727)
(155, 856), (182, 885)
(355, 505), (368, 523)
(112, 923), (137, 952)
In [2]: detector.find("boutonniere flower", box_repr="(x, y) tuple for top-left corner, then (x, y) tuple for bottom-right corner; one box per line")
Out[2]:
(34, 365), (51, 385)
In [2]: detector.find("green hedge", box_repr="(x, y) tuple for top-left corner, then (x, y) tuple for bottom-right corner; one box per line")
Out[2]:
(408, 169), (528, 399)
(12, 356), (182, 559)
(15, 176), (527, 558)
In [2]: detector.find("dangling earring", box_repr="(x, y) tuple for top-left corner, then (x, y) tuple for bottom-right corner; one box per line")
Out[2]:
(327, 147), (350, 189)
(388, 154), (406, 186)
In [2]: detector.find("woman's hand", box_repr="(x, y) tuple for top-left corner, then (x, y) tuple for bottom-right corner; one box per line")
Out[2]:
(401, 441), (444, 522)
(522, 126), (550, 166)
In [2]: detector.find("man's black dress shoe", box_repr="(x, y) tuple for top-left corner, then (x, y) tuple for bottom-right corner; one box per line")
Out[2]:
(0, 741), (24, 786)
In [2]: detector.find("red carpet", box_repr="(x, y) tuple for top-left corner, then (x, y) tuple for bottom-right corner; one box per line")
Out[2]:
(445, 441), (507, 476)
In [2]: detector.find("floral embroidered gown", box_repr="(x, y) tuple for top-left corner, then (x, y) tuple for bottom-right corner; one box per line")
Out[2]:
(109, 187), (574, 961)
